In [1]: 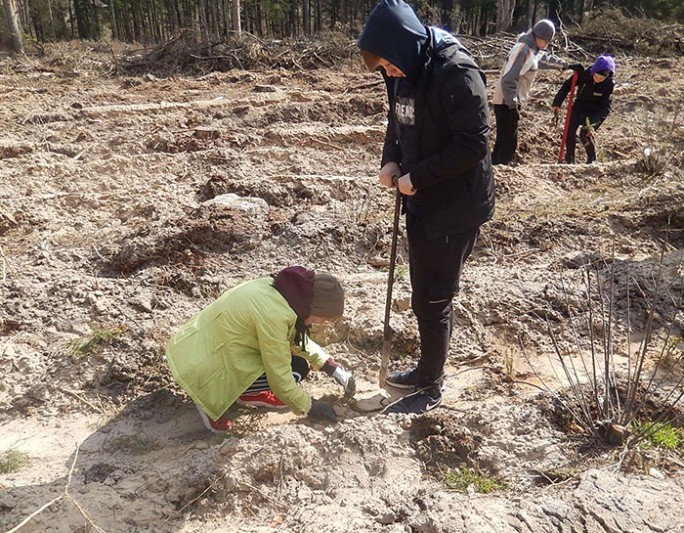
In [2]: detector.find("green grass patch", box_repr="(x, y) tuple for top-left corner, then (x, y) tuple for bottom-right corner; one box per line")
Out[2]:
(634, 421), (683, 451)
(443, 466), (507, 494)
(0, 449), (30, 474)
(69, 325), (126, 357)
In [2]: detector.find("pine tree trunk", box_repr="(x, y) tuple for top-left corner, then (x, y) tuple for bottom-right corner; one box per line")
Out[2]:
(120, 0), (132, 41)
(198, 0), (208, 40)
(222, 0), (229, 36)
(527, 0), (536, 28)
(303, 0), (309, 35)
(68, 0), (75, 36)
(496, 0), (515, 32)
(91, 0), (100, 38)
(109, 0), (118, 39)
(231, 0), (241, 34)
(2, 0), (24, 53)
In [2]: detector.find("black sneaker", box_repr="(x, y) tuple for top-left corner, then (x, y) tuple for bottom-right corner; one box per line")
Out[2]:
(385, 368), (420, 389)
(383, 388), (442, 415)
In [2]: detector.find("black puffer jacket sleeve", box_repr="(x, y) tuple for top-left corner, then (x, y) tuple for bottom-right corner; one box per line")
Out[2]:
(552, 73), (578, 108)
(381, 76), (402, 167)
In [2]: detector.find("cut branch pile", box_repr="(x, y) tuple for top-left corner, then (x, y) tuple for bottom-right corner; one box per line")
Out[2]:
(122, 29), (359, 75)
(571, 8), (684, 57)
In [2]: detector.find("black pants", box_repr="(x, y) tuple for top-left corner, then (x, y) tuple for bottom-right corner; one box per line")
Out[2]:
(243, 355), (310, 394)
(492, 104), (519, 165)
(565, 109), (601, 163)
(407, 214), (480, 389)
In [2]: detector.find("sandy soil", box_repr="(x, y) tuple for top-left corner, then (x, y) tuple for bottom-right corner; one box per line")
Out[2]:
(1, 42), (684, 532)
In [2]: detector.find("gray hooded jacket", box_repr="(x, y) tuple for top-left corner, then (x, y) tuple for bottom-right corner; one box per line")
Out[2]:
(493, 30), (568, 109)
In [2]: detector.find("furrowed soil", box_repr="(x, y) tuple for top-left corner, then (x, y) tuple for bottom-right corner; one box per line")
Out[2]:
(1, 41), (684, 533)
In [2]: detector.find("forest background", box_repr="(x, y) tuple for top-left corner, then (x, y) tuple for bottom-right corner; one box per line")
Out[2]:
(2, 0), (684, 57)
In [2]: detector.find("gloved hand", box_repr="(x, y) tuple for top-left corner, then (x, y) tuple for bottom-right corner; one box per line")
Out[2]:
(308, 400), (338, 423)
(567, 63), (584, 73)
(332, 367), (356, 398)
(510, 106), (520, 121)
(322, 358), (356, 398)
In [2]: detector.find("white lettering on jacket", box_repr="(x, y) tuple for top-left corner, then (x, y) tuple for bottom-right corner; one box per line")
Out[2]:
(394, 97), (415, 125)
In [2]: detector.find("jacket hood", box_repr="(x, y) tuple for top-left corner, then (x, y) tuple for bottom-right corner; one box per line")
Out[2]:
(518, 30), (538, 51)
(358, 0), (428, 79)
(430, 27), (460, 51)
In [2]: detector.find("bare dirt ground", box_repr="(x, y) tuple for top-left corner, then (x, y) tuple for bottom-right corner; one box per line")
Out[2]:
(1, 40), (684, 532)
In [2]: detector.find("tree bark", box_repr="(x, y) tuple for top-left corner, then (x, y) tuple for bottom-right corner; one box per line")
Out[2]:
(2, 0), (24, 53)
(109, 0), (118, 39)
(496, 0), (515, 32)
(231, 0), (241, 34)
(527, 0), (536, 29)
(303, 0), (310, 35)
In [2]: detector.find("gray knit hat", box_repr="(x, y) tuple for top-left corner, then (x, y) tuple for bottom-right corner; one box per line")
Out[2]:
(311, 273), (344, 319)
(532, 19), (555, 42)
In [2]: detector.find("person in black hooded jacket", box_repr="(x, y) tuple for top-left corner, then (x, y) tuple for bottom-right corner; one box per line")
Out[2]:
(358, 0), (495, 414)
(552, 55), (615, 164)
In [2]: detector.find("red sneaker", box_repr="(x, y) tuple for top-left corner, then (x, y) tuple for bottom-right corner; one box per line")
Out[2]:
(196, 406), (232, 433)
(237, 390), (288, 409)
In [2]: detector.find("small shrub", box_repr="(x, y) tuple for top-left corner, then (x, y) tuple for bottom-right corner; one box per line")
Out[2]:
(0, 449), (30, 474)
(633, 421), (683, 451)
(636, 147), (667, 176)
(663, 336), (683, 369)
(442, 465), (507, 494)
(69, 325), (126, 357)
(394, 264), (409, 281)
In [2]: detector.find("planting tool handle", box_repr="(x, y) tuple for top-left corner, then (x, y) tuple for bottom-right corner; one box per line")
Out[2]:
(379, 178), (402, 387)
(558, 70), (579, 163)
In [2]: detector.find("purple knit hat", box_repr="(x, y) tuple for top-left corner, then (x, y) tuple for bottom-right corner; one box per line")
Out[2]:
(590, 55), (616, 75)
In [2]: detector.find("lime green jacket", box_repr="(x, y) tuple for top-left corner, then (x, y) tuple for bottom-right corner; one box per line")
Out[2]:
(165, 277), (329, 420)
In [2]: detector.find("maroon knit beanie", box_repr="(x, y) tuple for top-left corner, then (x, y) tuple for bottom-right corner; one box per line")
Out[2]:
(273, 266), (314, 320)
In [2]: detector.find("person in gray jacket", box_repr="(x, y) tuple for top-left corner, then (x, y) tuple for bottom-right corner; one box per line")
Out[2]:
(492, 19), (581, 165)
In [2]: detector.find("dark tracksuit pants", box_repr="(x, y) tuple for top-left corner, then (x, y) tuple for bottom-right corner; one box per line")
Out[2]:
(407, 213), (479, 390)
(565, 107), (601, 163)
(492, 104), (519, 165)
(244, 355), (309, 393)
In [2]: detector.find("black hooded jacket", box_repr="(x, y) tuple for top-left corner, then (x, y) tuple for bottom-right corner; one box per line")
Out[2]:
(358, 0), (495, 238)
(553, 69), (614, 126)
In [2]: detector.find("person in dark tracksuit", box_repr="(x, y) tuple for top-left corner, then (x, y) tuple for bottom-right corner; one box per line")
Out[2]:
(357, 0), (495, 414)
(552, 55), (615, 164)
